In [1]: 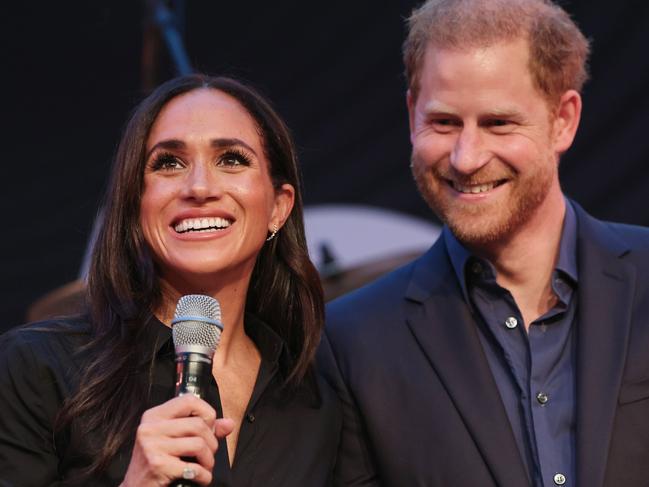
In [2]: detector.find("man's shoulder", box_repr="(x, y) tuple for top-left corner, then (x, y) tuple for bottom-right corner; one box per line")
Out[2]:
(582, 212), (649, 258)
(328, 260), (414, 311)
(600, 219), (649, 248)
(324, 244), (443, 342)
(321, 258), (417, 363)
(573, 202), (649, 255)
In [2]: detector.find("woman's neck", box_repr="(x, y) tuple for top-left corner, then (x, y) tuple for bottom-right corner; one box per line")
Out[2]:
(154, 272), (252, 365)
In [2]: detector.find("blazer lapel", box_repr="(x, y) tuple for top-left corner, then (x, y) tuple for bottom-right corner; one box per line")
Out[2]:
(574, 206), (636, 487)
(404, 240), (530, 487)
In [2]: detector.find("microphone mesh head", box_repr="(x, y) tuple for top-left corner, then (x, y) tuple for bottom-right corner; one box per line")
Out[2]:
(172, 294), (223, 357)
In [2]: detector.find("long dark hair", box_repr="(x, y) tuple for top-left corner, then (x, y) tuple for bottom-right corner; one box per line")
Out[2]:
(56, 74), (324, 478)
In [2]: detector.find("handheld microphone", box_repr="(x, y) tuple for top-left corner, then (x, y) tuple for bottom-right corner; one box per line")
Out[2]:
(170, 294), (223, 487)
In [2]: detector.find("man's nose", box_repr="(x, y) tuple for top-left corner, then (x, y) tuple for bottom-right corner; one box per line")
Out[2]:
(449, 126), (490, 174)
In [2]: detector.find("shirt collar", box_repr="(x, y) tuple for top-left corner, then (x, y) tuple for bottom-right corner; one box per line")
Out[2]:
(555, 200), (579, 284)
(444, 197), (579, 296)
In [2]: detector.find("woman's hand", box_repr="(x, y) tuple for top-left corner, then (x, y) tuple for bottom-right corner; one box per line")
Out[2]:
(121, 395), (234, 486)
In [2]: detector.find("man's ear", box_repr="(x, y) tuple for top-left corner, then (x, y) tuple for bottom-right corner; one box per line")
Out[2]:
(552, 89), (582, 154)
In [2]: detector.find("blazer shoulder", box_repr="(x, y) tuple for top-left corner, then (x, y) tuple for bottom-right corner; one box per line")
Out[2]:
(325, 254), (423, 341)
(573, 202), (649, 260)
(604, 221), (649, 248)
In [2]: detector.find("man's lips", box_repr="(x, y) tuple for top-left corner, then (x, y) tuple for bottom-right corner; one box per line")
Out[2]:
(448, 179), (508, 194)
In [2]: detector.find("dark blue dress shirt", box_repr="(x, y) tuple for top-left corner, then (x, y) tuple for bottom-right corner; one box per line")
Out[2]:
(445, 201), (579, 487)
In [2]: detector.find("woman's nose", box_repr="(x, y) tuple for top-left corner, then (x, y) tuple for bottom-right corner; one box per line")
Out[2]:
(182, 162), (222, 201)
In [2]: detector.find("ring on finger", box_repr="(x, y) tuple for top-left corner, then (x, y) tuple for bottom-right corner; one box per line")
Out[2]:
(182, 465), (196, 480)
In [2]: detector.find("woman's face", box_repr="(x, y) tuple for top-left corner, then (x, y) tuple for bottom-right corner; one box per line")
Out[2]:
(140, 88), (294, 291)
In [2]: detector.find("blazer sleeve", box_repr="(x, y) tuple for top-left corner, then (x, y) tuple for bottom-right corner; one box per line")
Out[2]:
(317, 330), (382, 487)
(0, 329), (63, 487)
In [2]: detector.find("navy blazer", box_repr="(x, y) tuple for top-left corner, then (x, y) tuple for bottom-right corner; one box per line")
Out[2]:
(319, 203), (649, 486)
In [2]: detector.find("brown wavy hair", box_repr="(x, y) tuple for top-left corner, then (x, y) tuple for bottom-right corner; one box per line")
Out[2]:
(56, 74), (324, 478)
(404, 0), (591, 105)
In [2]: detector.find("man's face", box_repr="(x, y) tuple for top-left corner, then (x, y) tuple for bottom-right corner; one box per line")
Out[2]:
(408, 38), (570, 248)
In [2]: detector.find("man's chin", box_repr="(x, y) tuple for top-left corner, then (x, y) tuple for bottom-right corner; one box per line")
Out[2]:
(442, 211), (514, 248)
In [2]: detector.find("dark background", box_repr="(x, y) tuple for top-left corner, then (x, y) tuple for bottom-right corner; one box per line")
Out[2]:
(2, 1), (648, 332)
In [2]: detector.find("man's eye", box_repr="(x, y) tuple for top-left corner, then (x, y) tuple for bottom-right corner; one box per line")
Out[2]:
(434, 119), (456, 126)
(430, 119), (459, 132)
(485, 119), (517, 133)
(487, 119), (515, 128)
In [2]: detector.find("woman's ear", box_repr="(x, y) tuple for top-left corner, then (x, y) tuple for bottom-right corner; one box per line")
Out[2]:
(270, 183), (295, 231)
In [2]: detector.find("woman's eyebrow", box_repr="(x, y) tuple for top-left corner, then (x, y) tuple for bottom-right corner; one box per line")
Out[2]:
(145, 137), (258, 160)
(145, 139), (186, 160)
(210, 138), (258, 157)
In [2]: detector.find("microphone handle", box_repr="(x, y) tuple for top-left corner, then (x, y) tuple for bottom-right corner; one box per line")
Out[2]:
(171, 352), (213, 487)
(174, 352), (212, 397)
(171, 479), (198, 487)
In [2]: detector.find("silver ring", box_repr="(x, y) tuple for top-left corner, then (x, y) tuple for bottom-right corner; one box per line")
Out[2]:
(182, 465), (196, 480)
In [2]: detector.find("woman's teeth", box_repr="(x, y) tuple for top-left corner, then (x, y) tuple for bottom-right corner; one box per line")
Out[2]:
(174, 217), (232, 233)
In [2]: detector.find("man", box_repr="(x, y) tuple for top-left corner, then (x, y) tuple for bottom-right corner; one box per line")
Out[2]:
(319, 1), (649, 486)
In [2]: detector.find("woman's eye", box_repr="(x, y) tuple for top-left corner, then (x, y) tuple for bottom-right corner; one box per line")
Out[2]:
(151, 153), (184, 171)
(217, 150), (252, 168)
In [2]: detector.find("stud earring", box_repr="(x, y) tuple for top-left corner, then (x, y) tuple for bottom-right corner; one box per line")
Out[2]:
(266, 224), (279, 242)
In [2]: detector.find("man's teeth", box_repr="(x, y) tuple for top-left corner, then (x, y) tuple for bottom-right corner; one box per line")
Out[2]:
(174, 217), (232, 233)
(452, 182), (496, 194)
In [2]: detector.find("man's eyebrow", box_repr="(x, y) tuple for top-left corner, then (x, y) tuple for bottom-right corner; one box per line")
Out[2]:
(422, 101), (458, 115)
(482, 108), (522, 117)
(479, 109), (526, 122)
(145, 137), (258, 160)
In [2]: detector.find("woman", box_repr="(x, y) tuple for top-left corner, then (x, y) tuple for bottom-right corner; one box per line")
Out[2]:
(0, 75), (341, 486)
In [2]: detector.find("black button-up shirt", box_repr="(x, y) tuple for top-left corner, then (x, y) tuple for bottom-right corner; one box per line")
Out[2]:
(445, 201), (579, 487)
(0, 314), (341, 486)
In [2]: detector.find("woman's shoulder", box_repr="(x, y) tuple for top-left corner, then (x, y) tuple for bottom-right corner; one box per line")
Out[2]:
(0, 315), (92, 372)
(2, 314), (91, 341)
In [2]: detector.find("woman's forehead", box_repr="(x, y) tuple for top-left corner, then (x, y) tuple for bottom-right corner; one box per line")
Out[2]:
(147, 89), (261, 151)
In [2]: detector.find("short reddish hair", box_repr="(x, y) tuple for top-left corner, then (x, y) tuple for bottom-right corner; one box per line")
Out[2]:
(404, 0), (591, 104)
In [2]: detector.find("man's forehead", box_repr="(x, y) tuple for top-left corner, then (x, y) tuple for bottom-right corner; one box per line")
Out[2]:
(423, 36), (531, 64)
(418, 39), (535, 90)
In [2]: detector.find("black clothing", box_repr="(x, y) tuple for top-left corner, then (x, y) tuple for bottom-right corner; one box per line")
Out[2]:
(0, 314), (341, 487)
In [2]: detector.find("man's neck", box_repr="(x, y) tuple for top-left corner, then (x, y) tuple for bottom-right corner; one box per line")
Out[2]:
(471, 190), (567, 328)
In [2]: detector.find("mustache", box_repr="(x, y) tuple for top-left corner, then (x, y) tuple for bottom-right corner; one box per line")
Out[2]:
(411, 154), (516, 186)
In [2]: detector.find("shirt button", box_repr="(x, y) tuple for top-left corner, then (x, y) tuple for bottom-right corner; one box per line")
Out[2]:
(246, 412), (256, 423)
(554, 473), (566, 485)
(504, 316), (518, 329)
(471, 261), (483, 274)
(536, 392), (549, 405)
